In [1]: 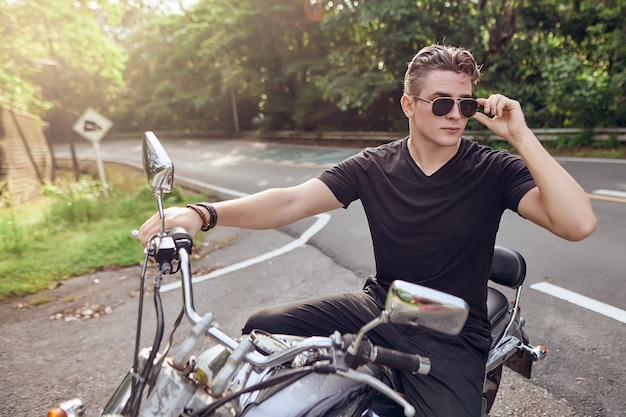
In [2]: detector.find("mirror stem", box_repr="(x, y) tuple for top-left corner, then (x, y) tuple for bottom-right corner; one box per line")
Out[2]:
(347, 314), (386, 355)
(156, 194), (166, 235)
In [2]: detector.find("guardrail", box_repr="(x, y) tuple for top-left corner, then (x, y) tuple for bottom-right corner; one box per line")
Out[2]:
(491, 127), (626, 142)
(108, 127), (626, 146)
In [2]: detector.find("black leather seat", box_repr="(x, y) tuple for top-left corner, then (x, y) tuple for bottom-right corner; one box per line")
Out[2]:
(486, 287), (509, 327)
(486, 247), (527, 347)
(489, 247), (526, 289)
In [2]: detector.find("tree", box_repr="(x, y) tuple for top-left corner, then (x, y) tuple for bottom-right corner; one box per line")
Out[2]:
(114, 0), (341, 131)
(0, 0), (127, 122)
(499, 0), (626, 127)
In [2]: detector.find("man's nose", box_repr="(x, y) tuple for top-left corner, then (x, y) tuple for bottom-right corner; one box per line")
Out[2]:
(446, 102), (462, 118)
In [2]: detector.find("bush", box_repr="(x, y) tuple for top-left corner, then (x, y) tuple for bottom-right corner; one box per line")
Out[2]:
(0, 211), (27, 255)
(0, 167), (208, 299)
(555, 130), (593, 150)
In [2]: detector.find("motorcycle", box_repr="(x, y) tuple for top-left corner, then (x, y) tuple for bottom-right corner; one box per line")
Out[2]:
(48, 132), (546, 417)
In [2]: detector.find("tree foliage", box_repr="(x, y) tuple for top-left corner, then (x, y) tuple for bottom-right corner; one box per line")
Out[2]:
(1, 0), (625, 134)
(0, 0), (127, 117)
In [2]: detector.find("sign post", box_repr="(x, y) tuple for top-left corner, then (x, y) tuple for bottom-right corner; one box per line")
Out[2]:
(72, 107), (113, 197)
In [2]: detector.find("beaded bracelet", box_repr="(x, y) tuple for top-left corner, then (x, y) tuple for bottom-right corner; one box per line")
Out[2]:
(195, 202), (218, 230)
(186, 204), (209, 231)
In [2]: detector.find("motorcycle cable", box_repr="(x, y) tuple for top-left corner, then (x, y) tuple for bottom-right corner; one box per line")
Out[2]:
(125, 240), (170, 416)
(187, 366), (315, 417)
(148, 307), (186, 392)
(123, 246), (151, 415)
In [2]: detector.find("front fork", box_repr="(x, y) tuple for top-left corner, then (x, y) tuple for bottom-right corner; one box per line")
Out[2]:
(99, 371), (134, 416)
(99, 347), (153, 416)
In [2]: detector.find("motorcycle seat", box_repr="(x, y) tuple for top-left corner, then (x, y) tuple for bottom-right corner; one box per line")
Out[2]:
(487, 247), (527, 347)
(487, 287), (509, 327)
(489, 247), (526, 289)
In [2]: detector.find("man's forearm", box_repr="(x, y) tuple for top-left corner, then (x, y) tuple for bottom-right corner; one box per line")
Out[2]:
(210, 179), (343, 230)
(211, 188), (301, 230)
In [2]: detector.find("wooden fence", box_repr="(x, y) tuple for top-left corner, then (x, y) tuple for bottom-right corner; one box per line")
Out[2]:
(0, 105), (53, 205)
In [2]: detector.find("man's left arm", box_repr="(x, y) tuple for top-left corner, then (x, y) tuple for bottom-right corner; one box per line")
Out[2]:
(474, 94), (597, 241)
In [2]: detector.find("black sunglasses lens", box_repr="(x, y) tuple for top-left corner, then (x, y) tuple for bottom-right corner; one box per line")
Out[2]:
(460, 99), (478, 117)
(431, 98), (455, 116)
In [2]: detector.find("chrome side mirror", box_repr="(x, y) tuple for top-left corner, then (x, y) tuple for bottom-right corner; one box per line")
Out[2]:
(349, 281), (469, 356)
(385, 280), (469, 336)
(143, 131), (174, 196)
(142, 132), (174, 235)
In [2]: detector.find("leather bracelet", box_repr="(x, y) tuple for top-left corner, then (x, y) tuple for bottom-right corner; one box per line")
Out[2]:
(186, 204), (209, 231)
(195, 202), (217, 230)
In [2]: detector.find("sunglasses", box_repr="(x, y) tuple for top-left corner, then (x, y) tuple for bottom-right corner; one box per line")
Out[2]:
(412, 96), (479, 118)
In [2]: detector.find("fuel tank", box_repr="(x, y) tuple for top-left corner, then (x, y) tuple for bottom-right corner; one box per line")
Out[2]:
(239, 367), (378, 417)
(196, 337), (381, 417)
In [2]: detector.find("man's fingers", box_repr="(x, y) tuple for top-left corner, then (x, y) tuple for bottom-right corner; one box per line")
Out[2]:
(137, 212), (161, 246)
(471, 111), (491, 127)
(477, 94), (513, 118)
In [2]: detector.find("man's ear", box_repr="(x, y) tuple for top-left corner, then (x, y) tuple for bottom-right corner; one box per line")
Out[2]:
(400, 94), (414, 118)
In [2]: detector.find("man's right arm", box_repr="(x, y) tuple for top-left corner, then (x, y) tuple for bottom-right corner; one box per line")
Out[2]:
(212, 178), (343, 229)
(137, 178), (343, 244)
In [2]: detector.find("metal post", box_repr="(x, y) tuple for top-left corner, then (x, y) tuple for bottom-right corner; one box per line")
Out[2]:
(92, 141), (109, 197)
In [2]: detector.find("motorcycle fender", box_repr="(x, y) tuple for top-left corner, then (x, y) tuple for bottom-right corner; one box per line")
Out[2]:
(504, 349), (533, 379)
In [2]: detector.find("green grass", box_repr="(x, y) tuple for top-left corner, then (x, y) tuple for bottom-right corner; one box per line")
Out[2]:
(0, 163), (208, 300)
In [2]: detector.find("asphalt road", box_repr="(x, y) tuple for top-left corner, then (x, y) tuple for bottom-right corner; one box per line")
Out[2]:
(43, 136), (626, 416)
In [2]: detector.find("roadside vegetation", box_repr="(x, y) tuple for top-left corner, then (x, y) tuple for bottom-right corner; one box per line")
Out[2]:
(0, 162), (207, 300)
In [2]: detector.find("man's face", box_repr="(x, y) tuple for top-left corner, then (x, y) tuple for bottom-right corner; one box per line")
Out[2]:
(402, 69), (474, 149)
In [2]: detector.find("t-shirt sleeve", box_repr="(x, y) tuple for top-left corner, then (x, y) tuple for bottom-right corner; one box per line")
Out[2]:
(499, 152), (536, 213)
(317, 154), (364, 208)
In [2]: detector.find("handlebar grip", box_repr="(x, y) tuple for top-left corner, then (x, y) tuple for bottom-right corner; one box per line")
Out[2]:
(167, 227), (193, 252)
(372, 346), (431, 375)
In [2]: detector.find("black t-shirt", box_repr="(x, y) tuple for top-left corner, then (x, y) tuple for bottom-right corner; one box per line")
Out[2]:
(317, 137), (536, 334)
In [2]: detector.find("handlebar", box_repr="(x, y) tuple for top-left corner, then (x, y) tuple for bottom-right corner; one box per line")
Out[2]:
(162, 229), (428, 408)
(342, 334), (431, 375)
(143, 227), (424, 417)
(148, 228), (239, 351)
(371, 344), (431, 375)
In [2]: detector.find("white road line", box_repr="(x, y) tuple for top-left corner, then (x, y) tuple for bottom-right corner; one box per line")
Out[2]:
(178, 176), (249, 198)
(592, 189), (626, 199)
(531, 282), (626, 324)
(161, 176), (331, 293)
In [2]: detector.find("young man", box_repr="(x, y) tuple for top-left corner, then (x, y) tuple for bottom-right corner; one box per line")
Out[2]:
(138, 45), (596, 416)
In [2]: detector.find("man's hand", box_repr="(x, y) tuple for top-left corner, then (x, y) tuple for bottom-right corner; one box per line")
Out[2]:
(472, 94), (531, 145)
(137, 206), (203, 247)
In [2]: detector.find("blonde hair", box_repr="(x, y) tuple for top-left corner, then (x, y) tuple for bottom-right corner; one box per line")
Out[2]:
(403, 45), (481, 95)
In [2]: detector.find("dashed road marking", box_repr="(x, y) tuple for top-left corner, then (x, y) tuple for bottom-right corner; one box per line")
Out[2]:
(593, 189), (626, 198)
(591, 189), (626, 203)
(531, 282), (626, 324)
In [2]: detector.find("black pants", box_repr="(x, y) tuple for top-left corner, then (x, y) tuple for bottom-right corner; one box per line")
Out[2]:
(242, 279), (490, 417)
